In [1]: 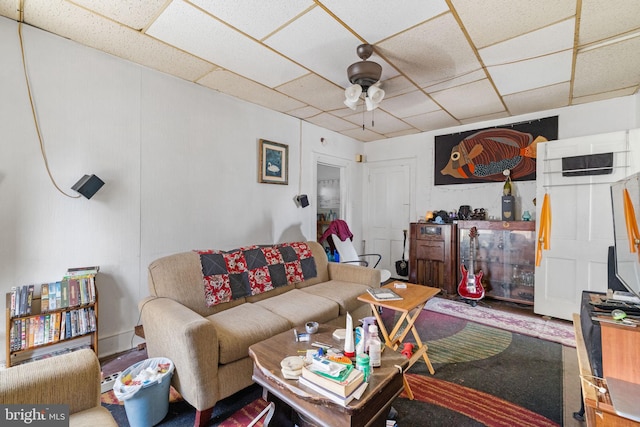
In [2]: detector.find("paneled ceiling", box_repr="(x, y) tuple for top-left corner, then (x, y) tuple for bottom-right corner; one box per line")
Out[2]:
(2, 0), (639, 142)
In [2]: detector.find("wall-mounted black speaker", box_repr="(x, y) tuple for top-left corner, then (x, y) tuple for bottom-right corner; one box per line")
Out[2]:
(296, 194), (309, 208)
(72, 174), (104, 199)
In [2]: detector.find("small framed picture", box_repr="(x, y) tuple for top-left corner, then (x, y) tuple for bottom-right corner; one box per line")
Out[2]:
(258, 139), (288, 185)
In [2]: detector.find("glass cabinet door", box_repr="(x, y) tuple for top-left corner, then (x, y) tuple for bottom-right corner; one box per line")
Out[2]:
(457, 221), (536, 305)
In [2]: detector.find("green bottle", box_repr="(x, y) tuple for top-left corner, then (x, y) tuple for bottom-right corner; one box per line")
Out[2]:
(503, 177), (512, 196)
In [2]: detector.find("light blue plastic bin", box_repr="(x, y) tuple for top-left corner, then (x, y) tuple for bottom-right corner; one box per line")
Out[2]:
(115, 357), (174, 427)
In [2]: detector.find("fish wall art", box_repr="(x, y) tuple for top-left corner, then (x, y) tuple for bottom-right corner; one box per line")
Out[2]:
(434, 116), (558, 185)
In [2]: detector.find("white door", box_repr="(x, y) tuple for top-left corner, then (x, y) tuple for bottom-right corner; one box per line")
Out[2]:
(534, 131), (634, 320)
(364, 161), (413, 276)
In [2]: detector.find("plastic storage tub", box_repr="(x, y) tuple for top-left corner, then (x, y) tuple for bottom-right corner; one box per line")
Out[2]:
(113, 357), (174, 427)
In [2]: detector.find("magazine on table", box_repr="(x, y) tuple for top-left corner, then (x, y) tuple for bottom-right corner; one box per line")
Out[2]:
(367, 287), (403, 301)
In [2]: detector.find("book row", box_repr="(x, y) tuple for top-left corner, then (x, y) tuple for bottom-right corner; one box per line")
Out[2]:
(9, 307), (96, 352)
(9, 275), (96, 318)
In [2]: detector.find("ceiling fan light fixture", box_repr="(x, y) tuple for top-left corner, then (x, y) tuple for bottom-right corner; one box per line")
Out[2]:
(344, 84), (362, 101)
(367, 84), (385, 104)
(344, 44), (384, 119)
(346, 61), (382, 90)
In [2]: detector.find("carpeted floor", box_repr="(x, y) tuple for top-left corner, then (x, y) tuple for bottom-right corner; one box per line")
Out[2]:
(103, 307), (577, 426)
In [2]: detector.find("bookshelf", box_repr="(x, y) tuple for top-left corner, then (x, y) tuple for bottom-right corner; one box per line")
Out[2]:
(5, 268), (99, 367)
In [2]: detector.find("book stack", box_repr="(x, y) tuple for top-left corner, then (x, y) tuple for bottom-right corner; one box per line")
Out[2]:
(9, 307), (97, 351)
(298, 360), (367, 406)
(367, 287), (403, 301)
(7, 266), (99, 352)
(8, 284), (35, 317)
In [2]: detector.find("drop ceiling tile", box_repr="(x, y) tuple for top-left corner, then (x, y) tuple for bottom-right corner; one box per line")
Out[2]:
(504, 82), (570, 116)
(404, 109), (460, 132)
(319, 0), (449, 43)
(265, 7), (399, 87)
(286, 105), (322, 119)
(0, 2), (19, 20)
(377, 13), (482, 88)
(431, 79), (504, 120)
(423, 69), (485, 92)
(341, 109), (413, 135)
(459, 110), (510, 125)
(573, 37), (640, 97)
(579, 0), (640, 46)
(479, 19), (575, 66)
(385, 128), (421, 138)
(277, 74), (346, 111)
(488, 50), (573, 95)
(198, 69), (305, 112)
(306, 113), (358, 132)
(147, 0), (306, 88)
(191, 0), (313, 40)
(572, 87), (638, 105)
(340, 127), (384, 142)
(380, 90), (440, 118)
(452, 0), (575, 48)
(71, 0), (166, 30)
(23, 0), (214, 82)
(381, 75), (419, 98)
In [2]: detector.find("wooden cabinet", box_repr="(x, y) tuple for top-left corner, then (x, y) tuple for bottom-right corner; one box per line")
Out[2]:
(409, 223), (457, 295)
(574, 312), (640, 426)
(457, 220), (536, 305)
(5, 272), (99, 367)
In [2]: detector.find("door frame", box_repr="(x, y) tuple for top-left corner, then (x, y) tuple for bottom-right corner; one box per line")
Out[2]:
(363, 157), (416, 272)
(313, 153), (351, 238)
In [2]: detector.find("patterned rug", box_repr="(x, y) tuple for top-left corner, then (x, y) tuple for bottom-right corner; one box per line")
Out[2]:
(424, 297), (575, 347)
(216, 373), (560, 427)
(103, 308), (564, 426)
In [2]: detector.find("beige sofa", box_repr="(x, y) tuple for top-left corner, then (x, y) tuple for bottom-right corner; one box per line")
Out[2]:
(139, 241), (380, 427)
(0, 349), (117, 426)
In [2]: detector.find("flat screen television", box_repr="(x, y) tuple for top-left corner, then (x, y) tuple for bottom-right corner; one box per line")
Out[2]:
(610, 172), (640, 299)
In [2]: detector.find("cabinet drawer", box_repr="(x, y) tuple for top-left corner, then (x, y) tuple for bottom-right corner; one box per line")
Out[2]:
(416, 225), (444, 240)
(416, 242), (445, 261)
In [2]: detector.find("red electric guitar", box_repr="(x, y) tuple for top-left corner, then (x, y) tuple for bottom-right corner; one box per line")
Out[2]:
(458, 226), (485, 305)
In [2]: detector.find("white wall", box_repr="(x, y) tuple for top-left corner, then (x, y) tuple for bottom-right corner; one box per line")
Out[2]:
(0, 18), (363, 359)
(364, 95), (640, 224)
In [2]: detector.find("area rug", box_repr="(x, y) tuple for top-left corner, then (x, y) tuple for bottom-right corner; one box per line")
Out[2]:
(103, 309), (564, 426)
(424, 297), (575, 347)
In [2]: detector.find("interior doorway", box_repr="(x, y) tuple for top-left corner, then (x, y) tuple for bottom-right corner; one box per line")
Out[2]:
(316, 163), (341, 244)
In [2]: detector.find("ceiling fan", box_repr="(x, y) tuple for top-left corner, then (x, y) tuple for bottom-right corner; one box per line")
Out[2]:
(344, 44), (385, 112)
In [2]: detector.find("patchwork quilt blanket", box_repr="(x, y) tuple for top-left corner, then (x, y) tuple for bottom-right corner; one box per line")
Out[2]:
(197, 242), (317, 307)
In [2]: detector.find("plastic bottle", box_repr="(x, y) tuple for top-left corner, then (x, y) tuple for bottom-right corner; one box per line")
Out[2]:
(356, 353), (370, 381)
(367, 325), (381, 368)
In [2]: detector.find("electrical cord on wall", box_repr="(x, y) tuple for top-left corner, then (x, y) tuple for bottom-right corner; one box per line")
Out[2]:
(17, 13), (80, 199)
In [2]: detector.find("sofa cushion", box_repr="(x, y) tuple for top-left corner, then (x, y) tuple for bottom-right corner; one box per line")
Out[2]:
(207, 303), (291, 364)
(255, 289), (339, 325)
(197, 242), (317, 307)
(299, 280), (371, 315)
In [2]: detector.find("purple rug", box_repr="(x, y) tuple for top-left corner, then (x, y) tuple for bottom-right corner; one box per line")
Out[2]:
(424, 297), (575, 347)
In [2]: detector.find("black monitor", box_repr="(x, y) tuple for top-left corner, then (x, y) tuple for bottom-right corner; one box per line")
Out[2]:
(610, 172), (640, 299)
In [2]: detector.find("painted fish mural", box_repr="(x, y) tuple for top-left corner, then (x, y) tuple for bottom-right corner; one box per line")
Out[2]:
(440, 129), (548, 181)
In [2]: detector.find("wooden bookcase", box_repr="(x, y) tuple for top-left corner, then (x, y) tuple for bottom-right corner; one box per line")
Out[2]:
(457, 220), (536, 305)
(409, 222), (457, 295)
(5, 274), (98, 367)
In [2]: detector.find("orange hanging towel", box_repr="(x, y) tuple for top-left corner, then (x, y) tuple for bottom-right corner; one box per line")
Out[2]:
(536, 193), (551, 267)
(623, 188), (640, 259)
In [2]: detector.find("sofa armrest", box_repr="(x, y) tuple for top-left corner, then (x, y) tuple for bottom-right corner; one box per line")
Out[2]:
(0, 348), (101, 414)
(327, 263), (381, 288)
(138, 296), (220, 411)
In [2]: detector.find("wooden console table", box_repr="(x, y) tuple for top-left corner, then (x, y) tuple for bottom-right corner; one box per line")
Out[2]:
(573, 313), (640, 426)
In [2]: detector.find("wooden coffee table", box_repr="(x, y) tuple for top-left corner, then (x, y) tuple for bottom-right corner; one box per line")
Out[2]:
(357, 283), (440, 399)
(248, 324), (409, 427)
